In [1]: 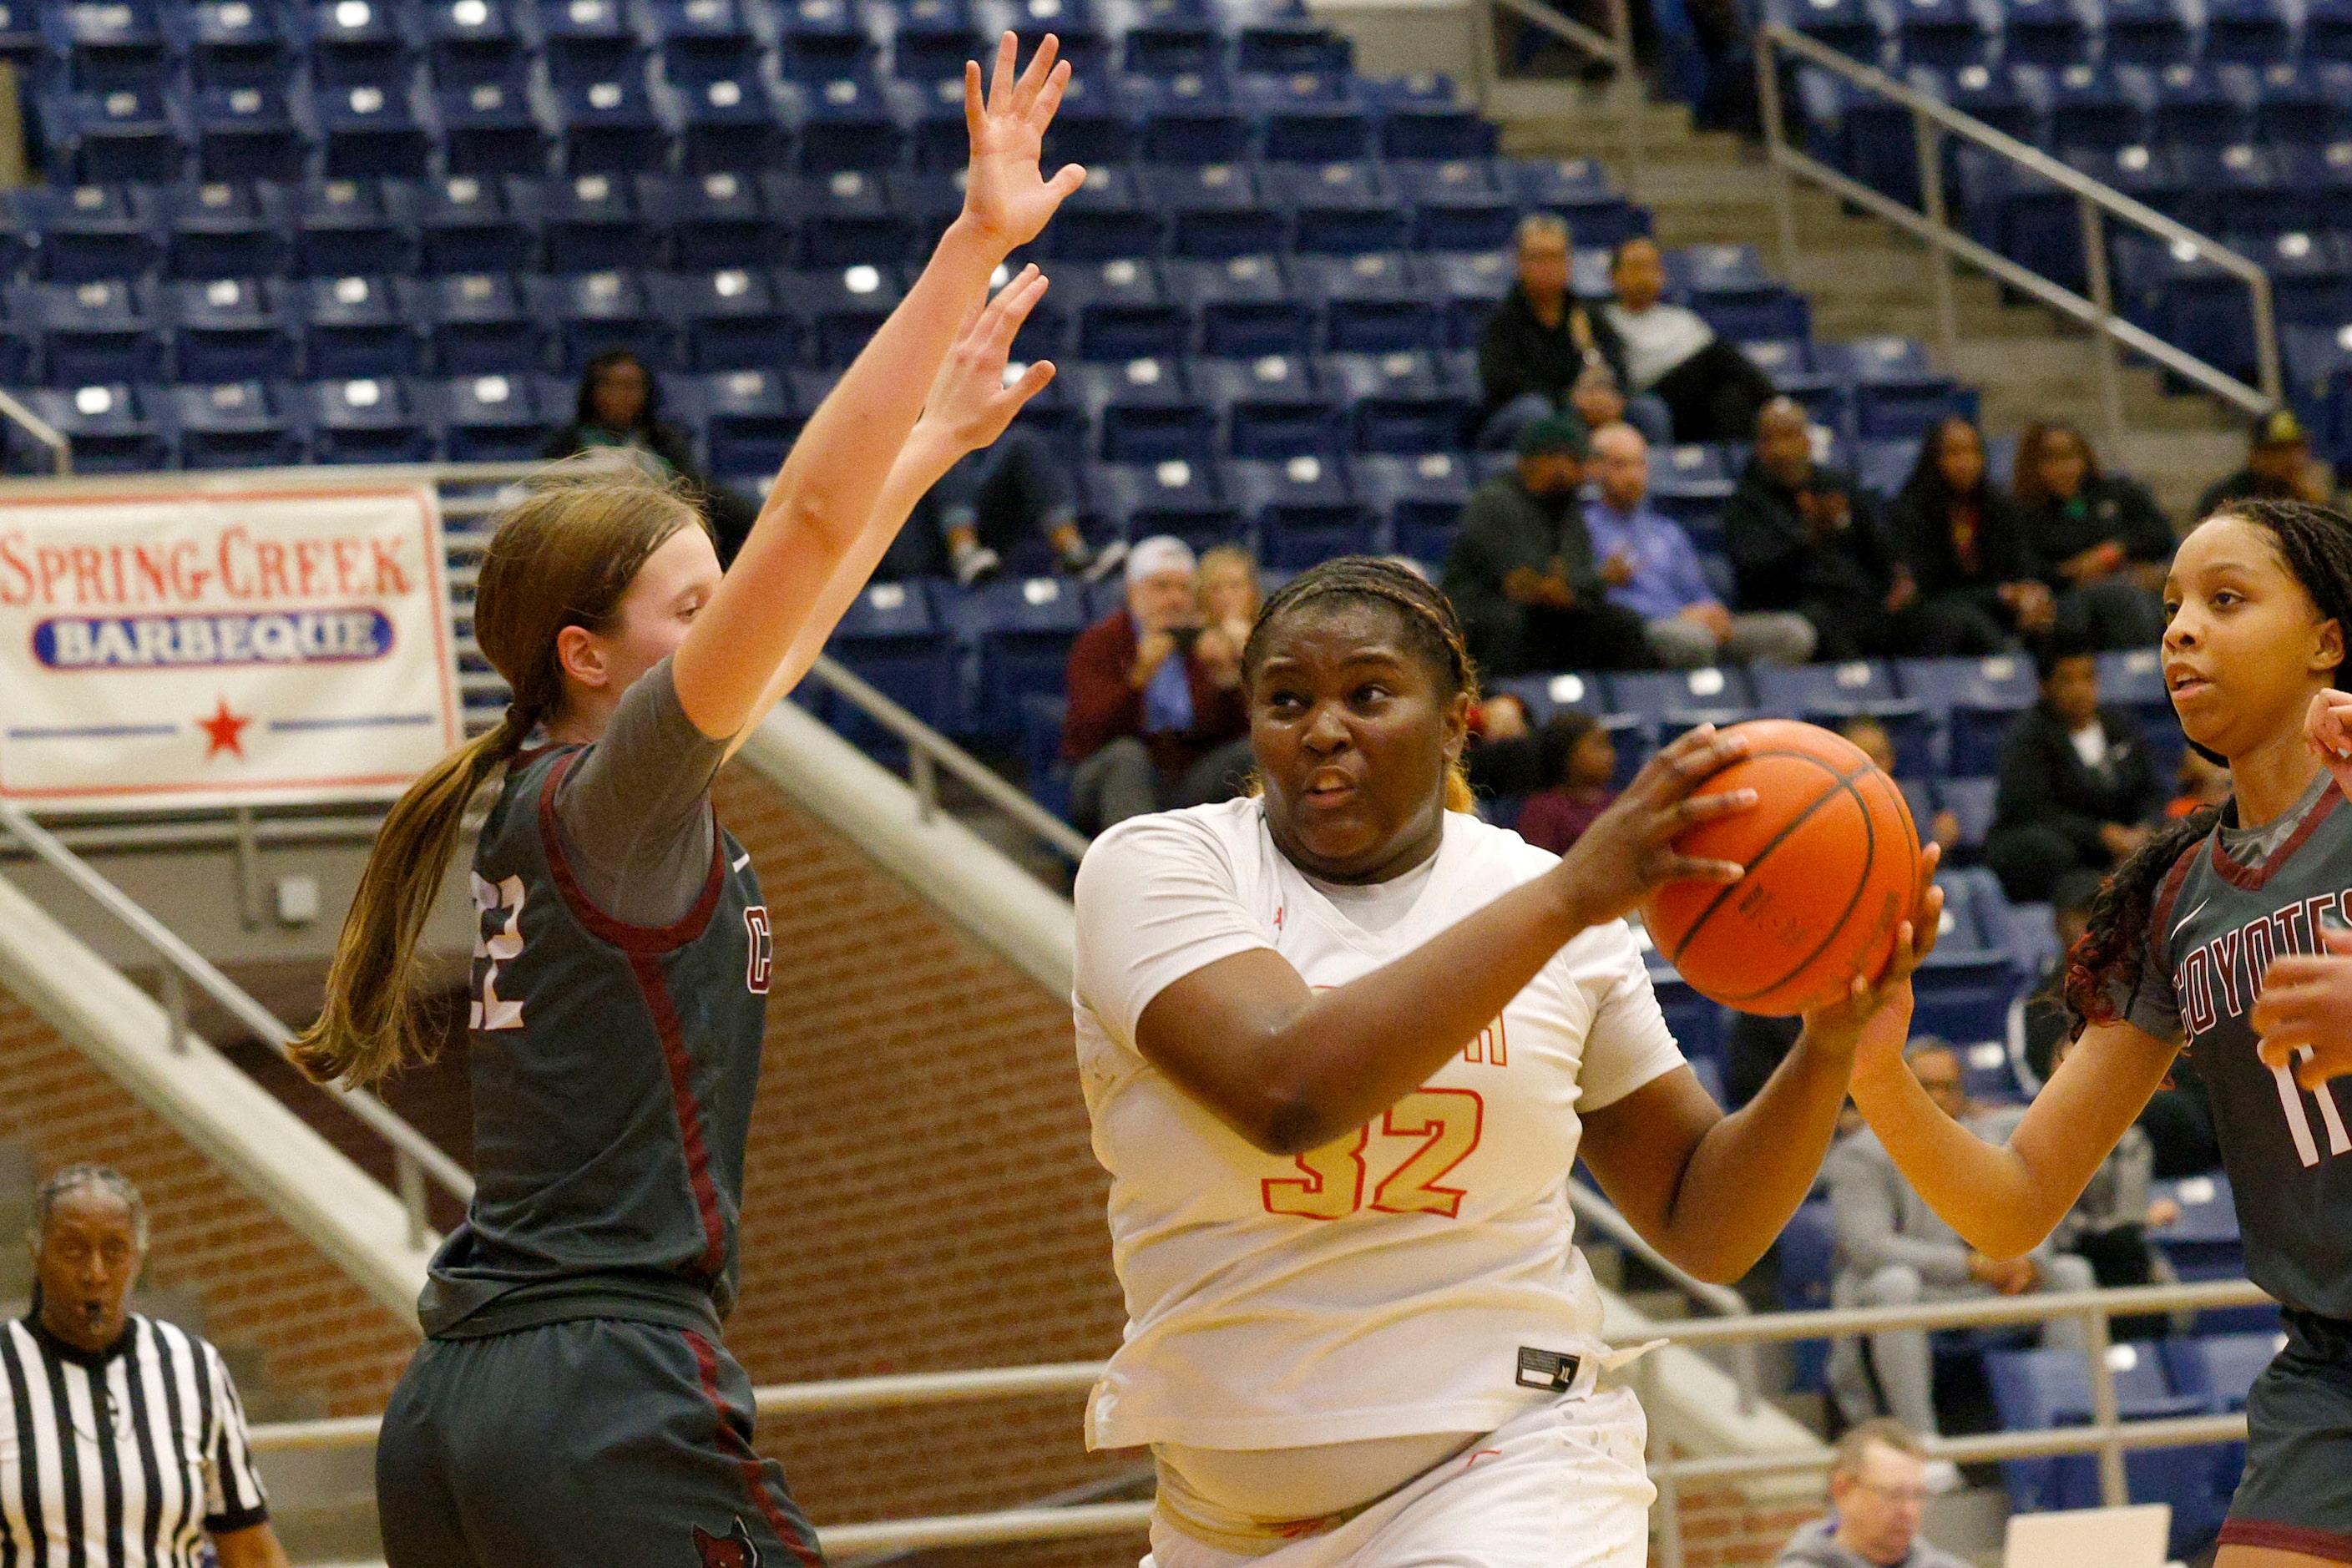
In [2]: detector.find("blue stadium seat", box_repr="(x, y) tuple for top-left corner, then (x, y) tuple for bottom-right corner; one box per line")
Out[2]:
(1268, 159), (1409, 255)
(1420, 248), (1517, 348)
(402, 271), (541, 375)
(27, 184), (163, 282)
(425, 0), (526, 89)
(1606, 669), (1755, 744)
(2238, 63), (2352, 147)
(160, 180), (286, 281)
(2284, 321), (2352, 465)
(1774, 1196), (1836, 1389)
(164, 379), (300, 468)
(941, 574), (1092, 736)
(1228, 452), (1373, 567)
(164, 276), (296, 382)
(697, 367), (802, 481)
(1939, 775), (1998, 853)
(825, 579), (962, 736)
(1391, 158), (1518, 253)
(293, 178), (416, 279)
(2099, 0), (2198, 62)
(1259, 102), (1375, 164)
(1897, 652), (2037, 774)
(416, 175), (537, 275)
(1201, 353), (1342, 459)
(313, 77), (432, 180)
(300, 374), (437, 463)
(1069, 356), (1215, 462)
(18, 383), (169, 473)
(1148, 163), (1284, 260)
(192, 85), (304, 184)
(1123, 17), (1226, 78)
(900, 72), (981, 172)
(653, 0), (765, 86)
(2025, 63), (2146, 150)
(436, 78), (551, 177)
(1325, 347), (1471, 453)
(1046, 165), (1167, 261)
(1133, 77), (1254, 169)
(45, 86), (189, 185)
(1236, 20), (1351, 76)
(301, 0), (413, 86)
(1984, 1345), (2219, 1557)
(529, 171), (650, 274)
(1054, 257), (1185, 362)
(436, 370), (549, 462)
(1995, 0), (2089, 63)
(776, 0), (873, 82)
(778, 168), (913, 268)
(1299, 251), (1443, 353)
(536, 0), (637, 88)
(527, 268), (675, 372)
(1039, 73), (1138, 169)
(1895, 0), (1989, 65)
(2179, 143), (2309, 239)
(792, 261), (906, 367)
(1169, 255), (1315, 358)
(1377, 104), (1498, 161)
(20, 278), (163, 387)
(1915, 866), (2024, 1040)
(2150, 1171), (2244, 1283)
(676, 74), (789, 174)
(2162, 1332), (2282, 1414)
(1087, 457), (1243, 554)
(556, 76), (674, 176)
(1502, 157), (1646, 245)
(188, 0), (290, 90)
(2140, 63), (2250, 148)
(1750, 662), (1934, 768)
(49, 0), (173, 92)
(659, 268), (802, 372)
(788, 74), (906, 172)
(296, 274), (422, 378)
(1353, 449), (1470, 561)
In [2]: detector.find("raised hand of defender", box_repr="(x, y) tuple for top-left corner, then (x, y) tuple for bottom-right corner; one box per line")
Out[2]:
(961, 33), (1086, 254)
(1546, 723), (1758, 931)
(917, 265), (1055, 455)
(1802, 845), (1944, 1066)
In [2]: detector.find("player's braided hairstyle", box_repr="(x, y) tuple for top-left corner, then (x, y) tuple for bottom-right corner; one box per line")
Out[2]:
(31, 1165), (149, 1251)
(294, 458), (707, 1089)
(2066, 497), (2352, 1034)
(1241, 556), (1482, 814)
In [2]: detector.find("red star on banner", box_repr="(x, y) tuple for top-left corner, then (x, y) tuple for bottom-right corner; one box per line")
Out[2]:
(196, 698), (251, 760)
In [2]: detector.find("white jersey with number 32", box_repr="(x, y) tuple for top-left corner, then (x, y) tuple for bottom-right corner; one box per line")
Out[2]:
(1073, 797), (1684, 1454)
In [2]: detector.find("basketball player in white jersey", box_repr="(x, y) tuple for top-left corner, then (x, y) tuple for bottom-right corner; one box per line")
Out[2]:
(1073, 556), (1942, 1568)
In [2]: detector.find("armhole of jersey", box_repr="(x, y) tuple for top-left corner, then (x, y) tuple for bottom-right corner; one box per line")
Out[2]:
(2145, 839), (2202, 981)
(535, 749), (726, 955)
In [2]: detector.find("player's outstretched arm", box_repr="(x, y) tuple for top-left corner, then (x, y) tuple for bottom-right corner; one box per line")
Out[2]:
(721, 268), (1058, 758)
(674, 33), (1083, 742)
(1131, 726), (1758, 1157)
(1577, 852), (1942, 1284)
(1849, 1014), (2177, 1260)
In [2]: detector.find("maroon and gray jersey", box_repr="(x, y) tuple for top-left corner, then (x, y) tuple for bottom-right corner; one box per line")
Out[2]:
(2121, 773), (2352, 1318)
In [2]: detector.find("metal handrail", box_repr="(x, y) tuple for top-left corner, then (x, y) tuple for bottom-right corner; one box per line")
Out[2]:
(0, 800), (474, 1247)
(1756, 23), (2281, 438)
(0, 387), (69, 475)
(1567, 1179), (1761, 1414)
(1474, 0), (1646, 192)
(799, 653), (1094, 865)
(240, 1275), (2274, 1560)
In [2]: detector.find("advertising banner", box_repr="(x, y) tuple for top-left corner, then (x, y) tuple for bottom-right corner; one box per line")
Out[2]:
(0, 485), (462, 808)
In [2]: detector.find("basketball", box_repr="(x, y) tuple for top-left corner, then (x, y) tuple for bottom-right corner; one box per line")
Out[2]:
(1642, 720), (1923, 1017)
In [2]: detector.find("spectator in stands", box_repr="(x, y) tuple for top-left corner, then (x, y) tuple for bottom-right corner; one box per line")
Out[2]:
(1839, 716), (1960, 860)
(1889, 416), (2055, 655)
(1475, 215), (1660, 452)
(923, 427), (1120, 588)
(1193, 544), (1262, 679)
(1585, 421), (1817, 668)
(1515, 710), (1621, 854)
(1982, 638), (2163, 903)
(1060, 536), (1252, 832)
(1567, 361), (1670, 448)
(2012, 421), (2172, 650)
(1443, 412), (1657, 675)
(2194, 407), (2338, 520)
(2168, 748), (2232, 819)
(542, 349), (758, 560)
(1723, 400), (1917, 661)
(1464, 690), (1545, 802)
(1601, 236), (1779, 443)
(2014, 871), (2221, 1177)
(1774, 1419), (1972, 1568)
(8, 1166), (290, 1568)
(1825, 1039), (2095, 1440)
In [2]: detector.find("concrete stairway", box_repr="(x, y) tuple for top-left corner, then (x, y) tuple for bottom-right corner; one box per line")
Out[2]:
(1499, 93), (2246, 524)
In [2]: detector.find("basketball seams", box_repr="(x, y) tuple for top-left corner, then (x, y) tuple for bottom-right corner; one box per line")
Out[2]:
(1661, 749), (1876, 971)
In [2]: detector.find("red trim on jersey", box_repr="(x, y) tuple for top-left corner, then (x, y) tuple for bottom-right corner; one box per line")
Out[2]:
(2212, 785), (2342, 893)
(2147, 840), (2201, 976)
(2218, 1519), (2352, 1561)
(684, 1330), (827, 1568)
(631, 953), (729, 1282)
(535, 749), (725, 954)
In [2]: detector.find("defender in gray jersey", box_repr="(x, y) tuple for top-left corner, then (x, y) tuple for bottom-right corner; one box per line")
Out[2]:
(1842, 499), (2352, 1566)
(285, 45), (1087, 1566)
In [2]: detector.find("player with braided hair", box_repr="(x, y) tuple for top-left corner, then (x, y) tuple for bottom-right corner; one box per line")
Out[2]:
(1072, 555), (1941, 1568)
(1850, 498), (2352, 1565)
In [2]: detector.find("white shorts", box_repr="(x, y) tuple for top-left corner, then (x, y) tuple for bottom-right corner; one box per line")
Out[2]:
(1141, 1385), (1654, 1568)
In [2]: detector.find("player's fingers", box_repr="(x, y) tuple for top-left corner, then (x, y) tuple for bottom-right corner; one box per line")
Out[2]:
(964, 59), (985, 139)
(989, 32), (1017, 115)
(2295, 1046), (2352, 1091)
(1002, 358), (1056, 407)
(2324, 924), (2352, 956)
(1647, 726), (1747, 800)
(1910, 883), (1945, 961)
(1014, 31), (1058, 111)
(981, 266), (1044, 339)
(1045, 162), (1088, 203)
(1664, 854), (1746, 885)
(1033, 58), (1073, 126)
(1916, 840), (1943, 879)
(1670, 786), (1758, 826)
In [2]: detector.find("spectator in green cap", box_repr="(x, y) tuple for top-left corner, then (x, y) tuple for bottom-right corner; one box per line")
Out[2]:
(1441, 412), (1657, 675)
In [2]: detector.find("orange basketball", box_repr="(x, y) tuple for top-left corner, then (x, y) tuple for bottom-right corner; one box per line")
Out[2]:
(1641, 720), (1922, 1017)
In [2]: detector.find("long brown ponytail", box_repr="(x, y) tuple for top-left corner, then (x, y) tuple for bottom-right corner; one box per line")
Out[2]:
(2065, 497), (2352, 1033)
(292, 460), (704, 1088)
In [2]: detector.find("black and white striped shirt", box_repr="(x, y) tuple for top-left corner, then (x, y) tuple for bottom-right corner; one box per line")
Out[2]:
(0, 1314), (269, 1568)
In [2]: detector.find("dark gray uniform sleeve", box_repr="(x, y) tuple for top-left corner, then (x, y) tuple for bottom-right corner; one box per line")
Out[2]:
(554, 657), (731, 929)
(2118, 918), (2183, 1043)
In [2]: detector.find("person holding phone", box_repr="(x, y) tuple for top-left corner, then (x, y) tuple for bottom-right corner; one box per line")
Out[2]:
(1063, 535), (1254, 832)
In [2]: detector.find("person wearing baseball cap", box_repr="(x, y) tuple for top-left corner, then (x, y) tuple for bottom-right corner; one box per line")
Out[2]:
(2195, 407), (2337, 518)
(1060, 535), (1254, 832)
(1439, 412), (1657, 675)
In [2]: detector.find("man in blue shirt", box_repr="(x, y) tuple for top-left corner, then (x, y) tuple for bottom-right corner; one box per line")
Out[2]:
(1584, 421), (1816, 669)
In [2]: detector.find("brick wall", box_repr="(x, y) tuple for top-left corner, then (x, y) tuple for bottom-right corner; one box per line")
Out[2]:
(1661, 1470), (1831, 1566)
(0, 995), (421, 1419)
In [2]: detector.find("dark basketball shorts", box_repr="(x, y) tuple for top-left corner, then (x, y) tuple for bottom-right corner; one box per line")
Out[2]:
(377, 1317), (825, 1568)
(2220, 1309), (2352, 1561)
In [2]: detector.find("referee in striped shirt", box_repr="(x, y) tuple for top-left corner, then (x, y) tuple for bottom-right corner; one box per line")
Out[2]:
(2, 1166), (288, 1568)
